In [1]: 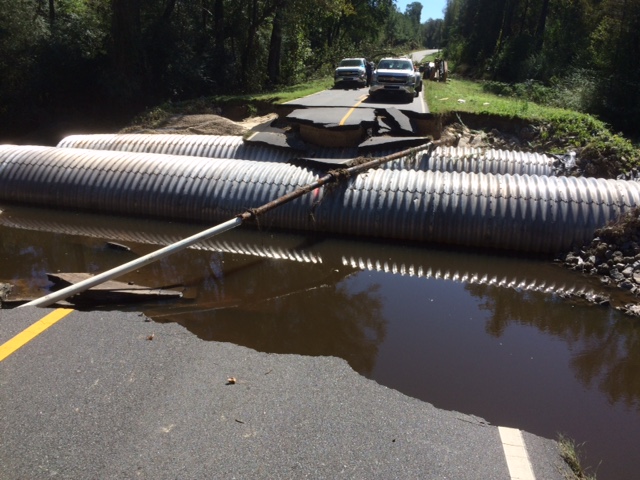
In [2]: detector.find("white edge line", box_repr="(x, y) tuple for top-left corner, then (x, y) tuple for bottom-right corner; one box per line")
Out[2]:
(498, 426), (536, 480)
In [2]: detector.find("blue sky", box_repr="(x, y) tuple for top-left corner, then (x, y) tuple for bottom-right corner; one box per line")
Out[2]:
(395, 0), (447, 22)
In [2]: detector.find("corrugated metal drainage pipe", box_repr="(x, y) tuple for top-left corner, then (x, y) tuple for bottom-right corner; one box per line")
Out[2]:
(1, 144), (639, 254)
(57, 134), (555, 176)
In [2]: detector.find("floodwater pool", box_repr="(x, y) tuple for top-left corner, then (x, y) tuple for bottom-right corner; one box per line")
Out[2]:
(1, 205), (639, 479)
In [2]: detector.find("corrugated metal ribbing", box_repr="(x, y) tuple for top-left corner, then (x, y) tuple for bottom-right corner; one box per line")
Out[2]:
(388, 146), (554, 175)
(57, 134), (552, 176)
(58, 133), (416, 166)
(3, 145), (640, 253)
(310, 166), (640, 252)
(339, 255), (597, 297)
(57, 134), (297, 163)
(0, 146), (320, 225)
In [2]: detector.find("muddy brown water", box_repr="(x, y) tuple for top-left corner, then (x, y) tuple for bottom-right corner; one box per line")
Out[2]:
(2, 205), (640, 480)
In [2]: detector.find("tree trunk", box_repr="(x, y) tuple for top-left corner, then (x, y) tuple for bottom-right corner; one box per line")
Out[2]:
(493, 0), (511, 59)
(202, 0), (208, 31)
(240, 0), (259, 89)
(110, 0), (143, 100)
(213, 0), (226, 84)
(48, 0), (55, 24)
(519, 0), (530, 35)
(535, 0), (550, 49)
(267, 4), (285, 85)
(162, 0), (177, 22)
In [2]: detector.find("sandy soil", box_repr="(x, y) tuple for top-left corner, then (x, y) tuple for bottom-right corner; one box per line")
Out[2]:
(120, 113), (279, 136)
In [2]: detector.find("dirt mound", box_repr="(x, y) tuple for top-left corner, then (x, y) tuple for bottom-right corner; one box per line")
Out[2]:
(120, 113), (278, 136)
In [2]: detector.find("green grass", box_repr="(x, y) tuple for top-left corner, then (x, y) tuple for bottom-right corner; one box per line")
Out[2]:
(424, 77), (640, 176)
(558, 434), (597, 480)
(251, 77), (335, 103)
(424, 77), (567, 118)
(206, 77), (334, 105)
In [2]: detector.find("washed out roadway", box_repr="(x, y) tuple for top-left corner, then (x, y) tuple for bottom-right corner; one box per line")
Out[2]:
(0, 307), (571, 479)
(285, 86), (429, 114)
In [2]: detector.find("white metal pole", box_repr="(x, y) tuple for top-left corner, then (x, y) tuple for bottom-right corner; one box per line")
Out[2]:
(19, 217), (243, 308)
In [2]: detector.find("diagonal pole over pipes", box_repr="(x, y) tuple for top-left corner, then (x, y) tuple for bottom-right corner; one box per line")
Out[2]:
(19, 142), (432, 308)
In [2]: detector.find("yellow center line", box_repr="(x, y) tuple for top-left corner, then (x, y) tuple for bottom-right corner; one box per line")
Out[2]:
(339, 96), (368, 126)
(0, 308), (74, 362)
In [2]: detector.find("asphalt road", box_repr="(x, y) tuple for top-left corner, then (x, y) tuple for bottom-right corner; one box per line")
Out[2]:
(1, 307), (572, 479)
(286, 86), (429, 114)
(285, 50), (440, 115)
(410, 49), (440, 64)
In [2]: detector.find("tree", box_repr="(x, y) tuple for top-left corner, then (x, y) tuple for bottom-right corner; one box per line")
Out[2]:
(267, 2), (285, 85)
(422, 18), (444, 49)
(589, 0), (640, 131)
(405, 1), (422, 26)
(110, 0), (144, 101)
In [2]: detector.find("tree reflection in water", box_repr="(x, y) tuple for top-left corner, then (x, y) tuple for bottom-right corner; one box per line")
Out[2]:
(469, 283), (640, 411)
(146, 248), (387, 376)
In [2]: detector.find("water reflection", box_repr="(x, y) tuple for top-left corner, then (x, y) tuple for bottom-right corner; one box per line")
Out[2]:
(2, 205), (640, 479)
(0, 207), (389, 374)
(570, 316), (640, 411)
(469, 282), (640, 412)
(154, 268), (386, 375)
(0, 206), (619, 302)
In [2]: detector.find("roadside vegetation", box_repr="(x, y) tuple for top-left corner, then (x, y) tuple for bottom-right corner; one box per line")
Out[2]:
(558, 434), (598, 480)
(423, 74), (640, 178)
(442, 0), (640, 138)
(0, 0), (431, 143)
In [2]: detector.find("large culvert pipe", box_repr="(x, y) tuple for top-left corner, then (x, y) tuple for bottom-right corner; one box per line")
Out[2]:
(57, 134), (555, 176)
(1, 145), (639, 253)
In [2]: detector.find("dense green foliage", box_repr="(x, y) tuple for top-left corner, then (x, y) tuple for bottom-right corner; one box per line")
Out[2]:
(0, 0), (637, 143)
(0, 0), (442, 140)
(442, 0), (640, 136)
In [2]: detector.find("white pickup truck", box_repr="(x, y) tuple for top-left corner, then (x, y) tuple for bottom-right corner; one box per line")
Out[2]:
(369, 57), (422, 100)
(334, 58), (368, 89)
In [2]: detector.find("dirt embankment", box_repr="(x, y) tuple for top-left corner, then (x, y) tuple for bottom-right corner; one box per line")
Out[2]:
(134, 108), (626, 181)
(120, 112), (280, 136)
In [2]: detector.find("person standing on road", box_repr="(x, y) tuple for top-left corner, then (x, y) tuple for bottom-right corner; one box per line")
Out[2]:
(365, 61), (373, 87)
